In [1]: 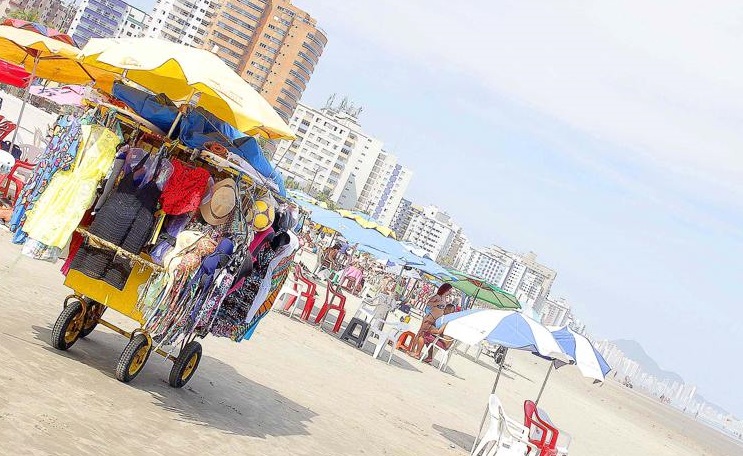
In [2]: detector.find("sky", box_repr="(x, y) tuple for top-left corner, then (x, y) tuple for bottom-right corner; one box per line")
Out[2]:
(286, 0), (743, 415)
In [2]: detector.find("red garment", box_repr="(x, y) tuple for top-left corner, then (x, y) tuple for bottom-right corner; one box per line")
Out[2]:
(159, 160), (210, 215)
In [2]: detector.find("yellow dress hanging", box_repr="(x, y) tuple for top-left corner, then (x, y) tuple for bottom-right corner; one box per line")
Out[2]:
(23, 125), (119, 249)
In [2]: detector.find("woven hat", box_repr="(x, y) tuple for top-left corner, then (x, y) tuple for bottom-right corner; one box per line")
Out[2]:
(200, 178), (236, 225)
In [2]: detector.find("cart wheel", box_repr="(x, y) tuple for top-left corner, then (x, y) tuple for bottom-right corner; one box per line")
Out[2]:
(51, 300), (85, 350)
(80, 302), (105, 338)
(168, 341), (202, 388)
(115, 334), (151, 383)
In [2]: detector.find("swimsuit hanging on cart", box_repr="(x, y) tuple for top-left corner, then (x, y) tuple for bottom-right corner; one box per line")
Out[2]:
(70, 151), (164, 290)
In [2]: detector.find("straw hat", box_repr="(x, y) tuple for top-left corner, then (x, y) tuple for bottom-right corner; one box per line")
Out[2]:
(200, 178), (236, 225)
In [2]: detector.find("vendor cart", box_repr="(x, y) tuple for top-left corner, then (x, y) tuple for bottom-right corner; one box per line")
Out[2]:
(51, 229), (203, 388)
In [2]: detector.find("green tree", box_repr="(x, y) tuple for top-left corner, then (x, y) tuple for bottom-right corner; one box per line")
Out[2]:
(8, 9), (42, 23)
(316, 189), (338, 210)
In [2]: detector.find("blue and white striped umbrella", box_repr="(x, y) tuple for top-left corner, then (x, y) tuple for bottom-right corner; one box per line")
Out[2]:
(550, 326), (611, 381)
(436, 309), (564, 359)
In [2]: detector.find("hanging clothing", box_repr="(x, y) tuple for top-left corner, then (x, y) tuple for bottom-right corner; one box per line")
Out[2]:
(70, 150), (164, 289)
(22, 125), (119, 249)
(9, 114), (85, 244)
(159, 159), (210, 215)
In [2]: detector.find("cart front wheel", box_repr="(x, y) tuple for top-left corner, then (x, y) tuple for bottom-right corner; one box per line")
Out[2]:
(169, 341), (202, 388)
(51, 300), (85, 350)
(115, 334), (151, 383)
(80, 301), (106, 338)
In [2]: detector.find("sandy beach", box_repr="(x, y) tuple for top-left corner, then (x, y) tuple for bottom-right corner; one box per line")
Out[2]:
(0, 233), (741, 456)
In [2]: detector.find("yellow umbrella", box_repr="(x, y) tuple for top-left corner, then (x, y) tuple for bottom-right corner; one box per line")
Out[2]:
(0, 26), (116, 151)
(79, 37), (294, 139)
(337, 209), (397, 238)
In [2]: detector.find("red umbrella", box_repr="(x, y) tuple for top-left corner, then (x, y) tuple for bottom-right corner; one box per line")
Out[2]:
(0, 59), (31, 88)
(1, 19), (77, 46)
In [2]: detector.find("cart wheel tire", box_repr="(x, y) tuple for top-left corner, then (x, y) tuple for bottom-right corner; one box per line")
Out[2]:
(80, 302), (105, 338)
(115, 334), (151, 383)
(51, 300), (85, 350)
(169, 341), (202, 388)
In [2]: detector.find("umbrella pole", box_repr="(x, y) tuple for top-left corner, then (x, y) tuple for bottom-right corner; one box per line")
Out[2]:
(9, 54), (39, 155)
(535, 362), (554, 405)
(471, 287), (480, 310)
(470, 348), (508, 454)
(167, 89), (197, 139)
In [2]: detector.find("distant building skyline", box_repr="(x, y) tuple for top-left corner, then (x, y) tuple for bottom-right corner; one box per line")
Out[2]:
(67, 0), (129, 46)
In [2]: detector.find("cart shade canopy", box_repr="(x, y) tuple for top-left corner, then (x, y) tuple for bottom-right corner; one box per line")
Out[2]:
(79, 37), (294, 139)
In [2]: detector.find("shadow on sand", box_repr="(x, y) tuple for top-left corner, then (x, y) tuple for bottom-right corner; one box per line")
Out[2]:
(432, 423), (476, 452)
(32, 324), (317, 438)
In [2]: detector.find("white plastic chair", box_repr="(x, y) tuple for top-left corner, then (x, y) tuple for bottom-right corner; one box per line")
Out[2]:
(420, 336), (458, 372)
(19, 144), (43, 162)
(472, 394), (536, 456)
(365, 319), (408, 364)
(276, 276), (310, 318)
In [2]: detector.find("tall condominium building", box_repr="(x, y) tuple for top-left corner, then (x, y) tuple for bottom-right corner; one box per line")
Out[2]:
(115, 4), (150, 38)
(540, 296), (571, 326)
(356, 151), (412, 226)
(203, 0), (327, 120)
(146, 0), (214, 47)
(390, 198), (413, 237)
(1, 0), (75, 32)
(402, 205), (458, 262)
(274, 99), (411, 223)
(456, 245), (556, 311)
(67, 0), (128, 46)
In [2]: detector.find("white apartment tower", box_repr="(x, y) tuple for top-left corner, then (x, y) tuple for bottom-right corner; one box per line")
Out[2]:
(145, 0), (214, 46)
(402, 205), (457, 262)
(274, 99), (411, 224)
(115, 4), (150, 38)
(540, 296), (571, 326)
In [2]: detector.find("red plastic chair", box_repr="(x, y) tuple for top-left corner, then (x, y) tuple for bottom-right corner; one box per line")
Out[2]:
(314, 280), (346, 333)
(523, 400), (559, 456)
(0, 121), (16, 141)
(0, 159), (34, 202)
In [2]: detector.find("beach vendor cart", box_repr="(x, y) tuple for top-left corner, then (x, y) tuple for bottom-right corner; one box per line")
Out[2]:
(7, 37), (299, 388)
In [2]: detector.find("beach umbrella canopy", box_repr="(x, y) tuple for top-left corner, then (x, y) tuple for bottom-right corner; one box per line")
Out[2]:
(1, 19), (76, 46)
(337, 209), (397, 238)
(79, 37), (294, 139)
(444, 272), (520, 310)
(534, 326), (612, 404)
(0, 59), (31, 87)
(436, 309), (563, 357)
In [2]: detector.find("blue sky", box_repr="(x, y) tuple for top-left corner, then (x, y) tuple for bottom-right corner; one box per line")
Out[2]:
(290, 0), (743, 415)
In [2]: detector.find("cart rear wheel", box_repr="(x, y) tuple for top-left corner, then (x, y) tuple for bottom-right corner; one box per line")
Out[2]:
(115, 334), (151, 383)
(169, 341), (202, 388)
(80, 302), (105, 338)
(51, 300), (85, 350)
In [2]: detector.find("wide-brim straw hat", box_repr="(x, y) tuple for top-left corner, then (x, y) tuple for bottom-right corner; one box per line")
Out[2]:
(200, 178), (236, 225)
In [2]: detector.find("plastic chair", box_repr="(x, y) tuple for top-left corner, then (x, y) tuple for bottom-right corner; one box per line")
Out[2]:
(281, 264), (317, 320)
(0, 121), (16, 141)
(396, 331), (415, 351)
(523, 401), (560, 456)
(0, 159), (34, 202)
(314, 280), (346, 333)
(420, 335), (458, 372)
(472, 394), (535, 456)
(365, 319), (408, 364)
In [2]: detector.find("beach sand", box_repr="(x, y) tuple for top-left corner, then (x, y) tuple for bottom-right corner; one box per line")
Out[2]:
(1, 235), (742, 456)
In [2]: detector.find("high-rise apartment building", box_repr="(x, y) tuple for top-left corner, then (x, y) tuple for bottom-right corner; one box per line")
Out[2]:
(274, 99), (411, 221)
(390, 198), (413, 237)
(67, 0), (128, 46)
(540, 296), (571, 326)
(1, 0), (75, 32)
(456, 245), (556, 311)
(146, 0), (214, 47)
(203, 0), (326, 120)
(115, 4), (150, 38)
(402, 205), (458, 262)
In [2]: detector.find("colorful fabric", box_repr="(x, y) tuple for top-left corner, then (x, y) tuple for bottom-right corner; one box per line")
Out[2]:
(22, 125), (119, 248)
(21, 237), (61, 262)
(9, 114), (84, 244)
(159, 159), (210, 215)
